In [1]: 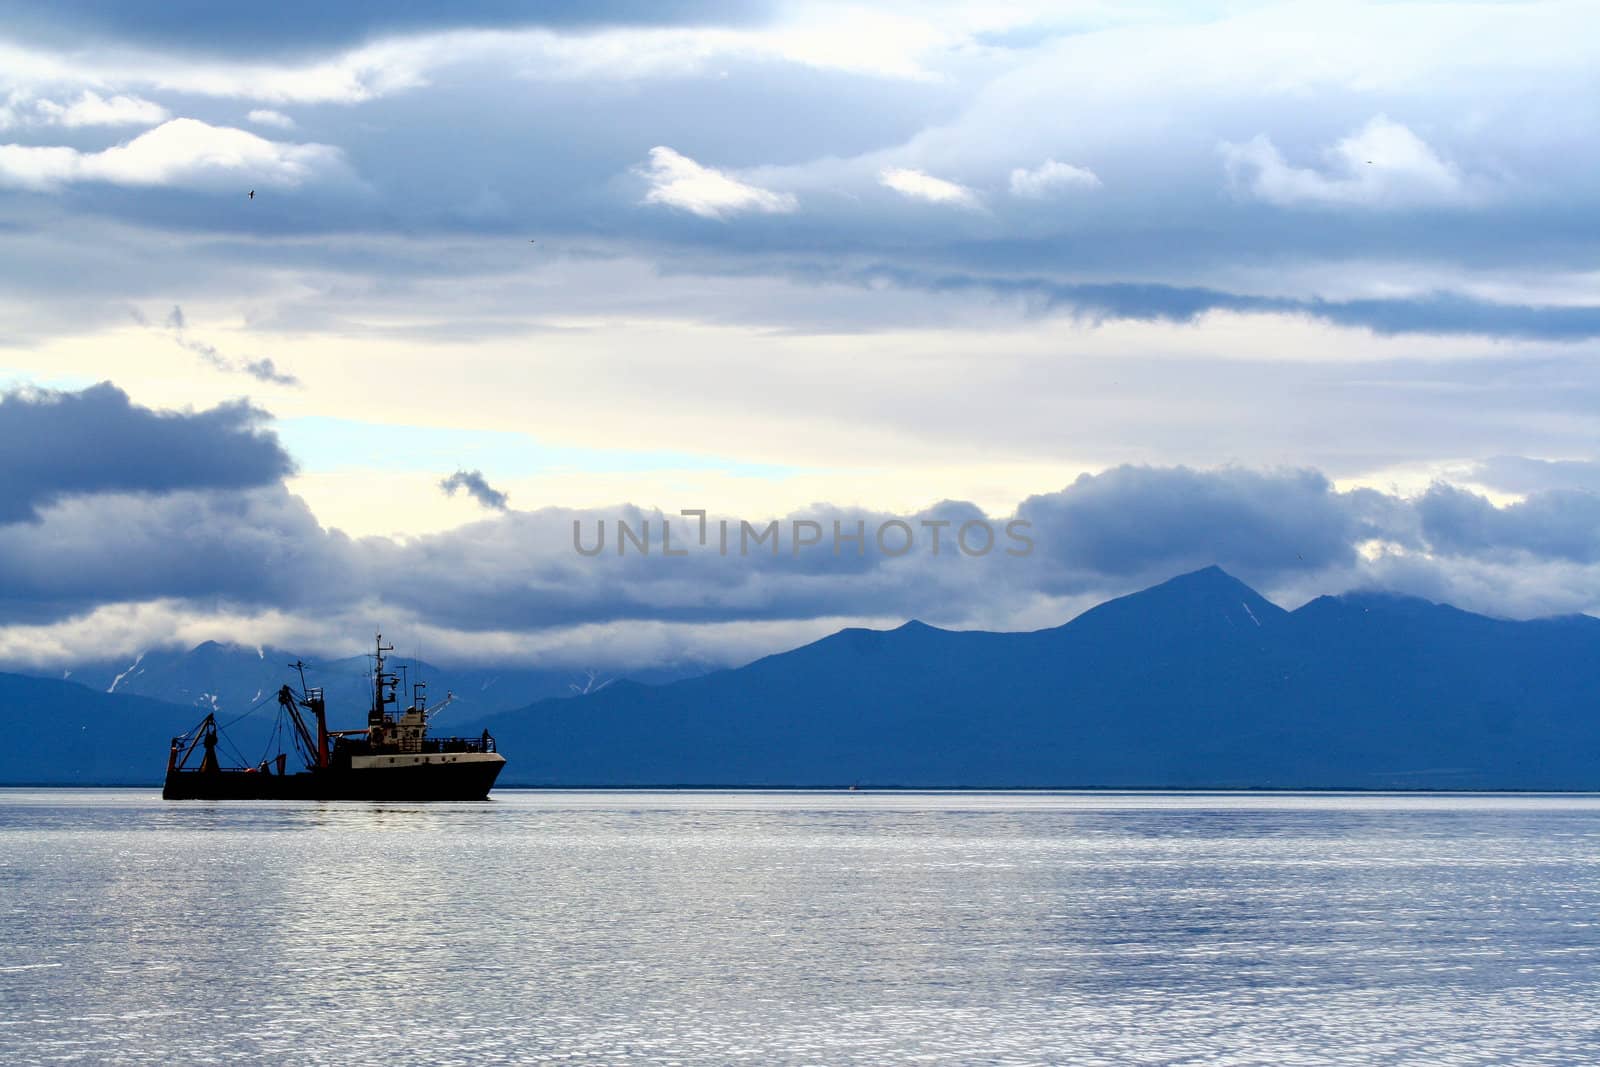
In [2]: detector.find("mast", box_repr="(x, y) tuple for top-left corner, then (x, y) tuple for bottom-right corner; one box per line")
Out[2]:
(290, 658), (328, 769)
(370, 633), (397, 727)
(277, 676), (327, 770)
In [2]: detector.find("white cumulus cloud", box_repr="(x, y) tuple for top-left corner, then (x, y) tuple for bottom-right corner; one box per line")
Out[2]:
(0, 117), (346, 192)
(639, 145), (797, 220)
(1008, 158), (1100, 198)
(1221, 115), (1474, 209)
(0, 90), (169, 130)
(878, 167), (981, 209)
(246, 109), (296, 130)
(34, 91), (170, 128)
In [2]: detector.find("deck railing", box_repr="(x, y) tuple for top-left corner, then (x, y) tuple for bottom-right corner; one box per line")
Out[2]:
(418, 735), (496, 754)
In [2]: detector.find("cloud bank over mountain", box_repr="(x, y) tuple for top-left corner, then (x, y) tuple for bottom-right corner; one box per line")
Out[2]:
(0, 384), (1596, 672)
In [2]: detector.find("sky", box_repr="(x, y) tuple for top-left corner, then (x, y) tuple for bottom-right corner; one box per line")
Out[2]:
(2, 0), (1599, 671)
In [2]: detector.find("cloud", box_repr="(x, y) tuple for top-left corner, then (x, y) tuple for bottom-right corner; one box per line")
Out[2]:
(1015, 465), (1402, 591)
(639, 145), (797, 219)
(236, 357), (299, 385)
(787, 262), (1600, 341)
(1419, 483), (1600, 564)
(0, 5), (1591, 352)
(246, 108), (296, 129)
(0, 117), (346, 191)
(1221, 116), (1474, 209)
(0, 90), (169, 129)
(0, 382), (295, 524)
(0, 486), (344, 625)
(0, 1), (774, 56)
(5, 425), (1600, 664)
(1468, 457), (1600, 496)
(878, 167), (981, 209)
(9, 40), (432, 105)
(439, 469), (509, 510)
(37, 90), (169, 127)
(1008, 158), (1099, 198)
(155, 305), (301, 387)
(3, 0), (1600, 676)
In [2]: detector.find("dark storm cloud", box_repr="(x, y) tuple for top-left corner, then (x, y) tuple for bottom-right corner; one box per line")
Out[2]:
(439, 469), (509, 511)
(0, 1), (773, 56)
(8, 451), (1600, 641)
(0, 460), (1412, 630)
(1418, 484), (1600, 564)
(1014, 466), (1403, 593)
(0, 486), (346, 624)
(0, 382), (294, 523)
(0, 398), (1593, 632)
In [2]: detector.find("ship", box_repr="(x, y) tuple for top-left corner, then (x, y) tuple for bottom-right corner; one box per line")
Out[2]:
(163, 635), (506, 800)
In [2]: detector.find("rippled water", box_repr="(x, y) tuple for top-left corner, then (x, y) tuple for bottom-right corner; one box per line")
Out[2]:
(4, 790), (1600, 1065)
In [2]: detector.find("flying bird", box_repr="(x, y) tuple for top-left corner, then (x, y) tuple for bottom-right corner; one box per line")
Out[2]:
(248, 189), (255, 200)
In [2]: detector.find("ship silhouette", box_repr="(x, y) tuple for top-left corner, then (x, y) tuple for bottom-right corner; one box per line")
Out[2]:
(163, 634), (505, 800)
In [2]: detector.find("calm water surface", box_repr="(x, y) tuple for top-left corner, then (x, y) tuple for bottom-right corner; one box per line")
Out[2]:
(2, 789), (1599, 1065)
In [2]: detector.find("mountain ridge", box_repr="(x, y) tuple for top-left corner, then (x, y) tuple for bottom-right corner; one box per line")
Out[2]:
(31, 642), (710, 721)
(5, 566), (1599, 787)
(0, 672), (194, 785)
(470, 567), (1600, 789)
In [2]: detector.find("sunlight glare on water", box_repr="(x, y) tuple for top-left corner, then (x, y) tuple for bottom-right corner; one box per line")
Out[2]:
(3, 789), (1600, 1065)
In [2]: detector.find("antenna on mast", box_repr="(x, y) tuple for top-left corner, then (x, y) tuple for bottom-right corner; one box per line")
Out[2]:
(370, 632), (396, 726)
(290, 658), (310, 700)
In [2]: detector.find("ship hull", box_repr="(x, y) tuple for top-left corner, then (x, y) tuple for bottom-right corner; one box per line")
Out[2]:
(162, 754), (505, 801)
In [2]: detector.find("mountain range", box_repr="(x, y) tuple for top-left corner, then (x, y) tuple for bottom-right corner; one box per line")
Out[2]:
(5, 566), (1600, 787)
(50, 641), (704, 719)
(471, 567), (1600, 789)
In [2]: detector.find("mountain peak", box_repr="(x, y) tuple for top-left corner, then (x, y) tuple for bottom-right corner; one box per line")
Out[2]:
(1062, 564), (1287, 638)
(1160, 564), (1245, 589)
(1112, 565), (1271, 607)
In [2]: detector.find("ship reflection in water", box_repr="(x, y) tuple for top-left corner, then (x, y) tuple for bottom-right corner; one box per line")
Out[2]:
(4, 790), (1600, 1064)
(162, 634), (505, 801)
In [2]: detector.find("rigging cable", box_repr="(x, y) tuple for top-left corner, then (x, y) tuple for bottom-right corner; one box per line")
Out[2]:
(216, 728), (252, 770)
(256, 707), (289, 767)
(193, 689), (280, 769)
(217, 688), (280, 732)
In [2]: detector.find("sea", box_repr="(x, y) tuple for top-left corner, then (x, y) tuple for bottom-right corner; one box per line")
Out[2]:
(2, 789), (1599, 1065)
